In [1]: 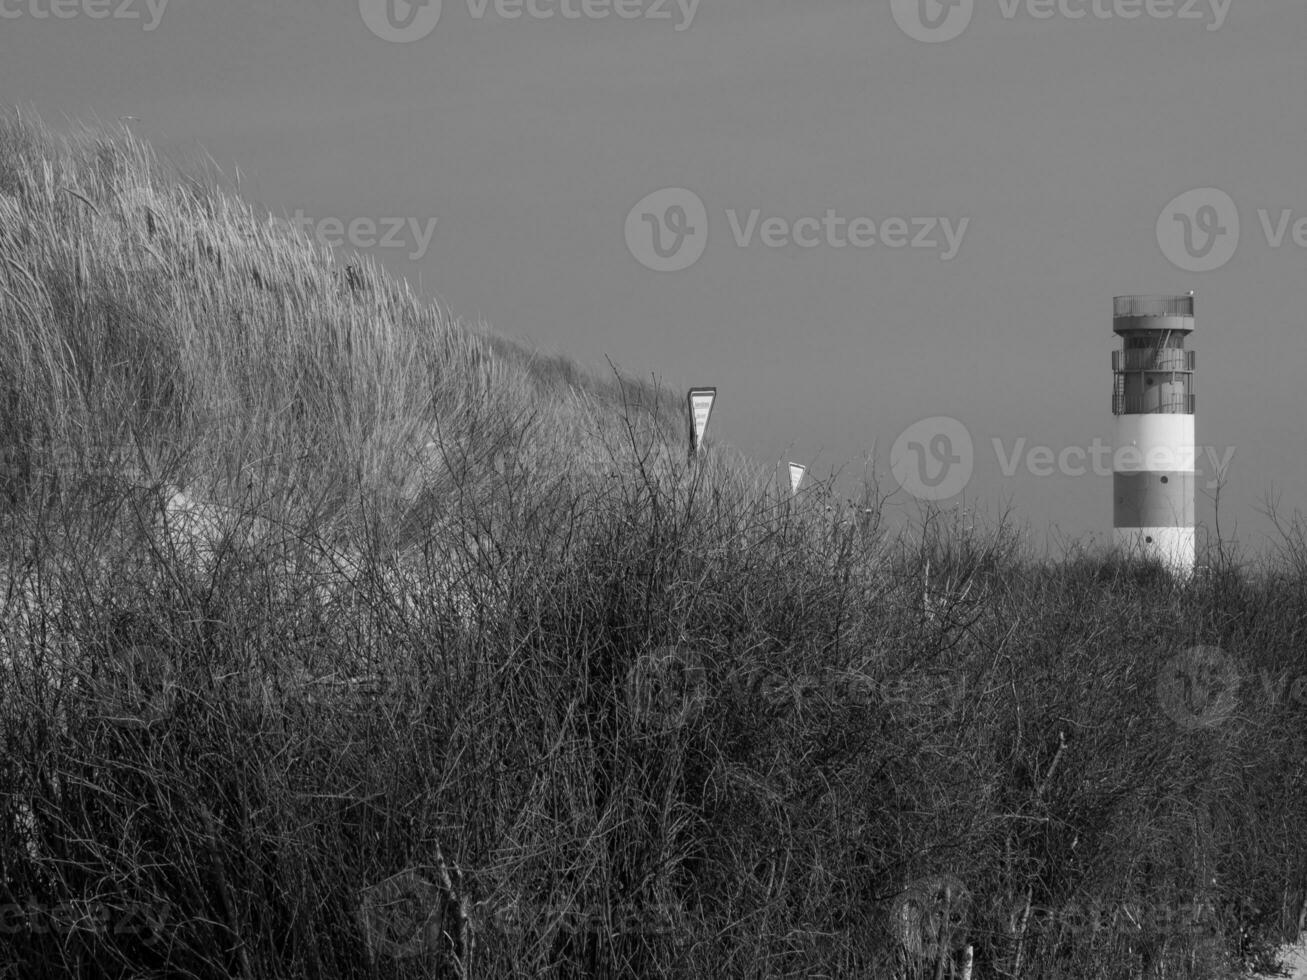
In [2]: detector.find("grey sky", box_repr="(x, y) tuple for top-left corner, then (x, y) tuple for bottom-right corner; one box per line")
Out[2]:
(2, 0), (1303, 557)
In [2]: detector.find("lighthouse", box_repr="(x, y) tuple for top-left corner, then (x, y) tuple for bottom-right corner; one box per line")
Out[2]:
(1111, 293), (1197, 576)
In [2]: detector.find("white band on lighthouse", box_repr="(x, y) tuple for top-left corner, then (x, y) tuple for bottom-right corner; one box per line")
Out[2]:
(1113, 416), (1196, 473)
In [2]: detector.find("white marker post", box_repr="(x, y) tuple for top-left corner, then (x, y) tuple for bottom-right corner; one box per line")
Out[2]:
(788, 462), (806, 495)
(687, 388), (717, 460)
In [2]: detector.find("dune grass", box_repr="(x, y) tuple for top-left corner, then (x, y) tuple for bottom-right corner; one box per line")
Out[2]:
(2, 112), (1307, 979)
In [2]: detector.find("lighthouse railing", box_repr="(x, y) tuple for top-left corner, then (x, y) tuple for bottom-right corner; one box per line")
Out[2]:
(1113, 294), (1194, 318)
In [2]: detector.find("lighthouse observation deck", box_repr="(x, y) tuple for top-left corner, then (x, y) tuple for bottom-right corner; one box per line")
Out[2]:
(1111, 294), (1196, 415)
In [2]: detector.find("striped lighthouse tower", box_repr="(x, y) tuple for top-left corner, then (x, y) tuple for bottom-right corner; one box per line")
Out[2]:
(1111, 294), (1197, 576)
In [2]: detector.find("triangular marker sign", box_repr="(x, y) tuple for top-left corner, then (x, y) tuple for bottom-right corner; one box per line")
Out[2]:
(687, 388), (716, 455)
(788, 462), (806, 495)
